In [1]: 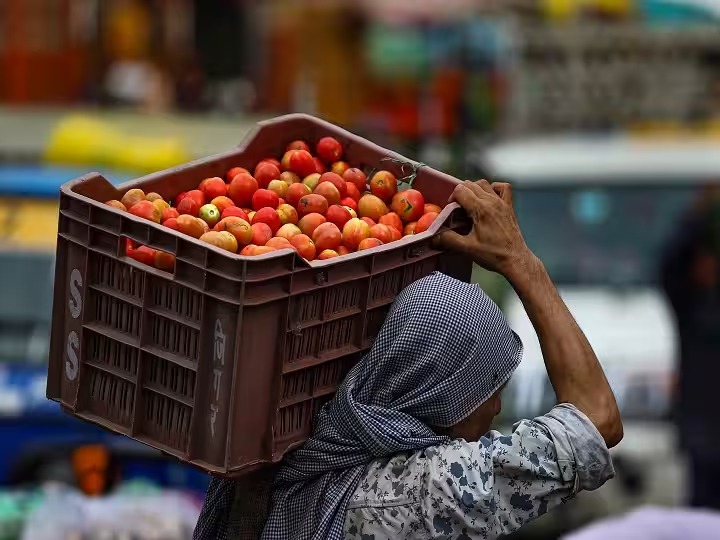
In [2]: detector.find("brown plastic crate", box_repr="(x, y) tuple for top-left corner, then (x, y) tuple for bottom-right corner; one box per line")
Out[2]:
(47, 113), (472, 477)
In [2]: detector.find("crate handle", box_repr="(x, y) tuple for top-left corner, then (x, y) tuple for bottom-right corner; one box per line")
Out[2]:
(408, 246), (423, 259)
(315, 271), (328, 285)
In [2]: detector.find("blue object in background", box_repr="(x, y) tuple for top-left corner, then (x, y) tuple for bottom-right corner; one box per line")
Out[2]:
(640, 0), (720, 25)
(0, 164), (209, 494)
(0, 164), (132, 198)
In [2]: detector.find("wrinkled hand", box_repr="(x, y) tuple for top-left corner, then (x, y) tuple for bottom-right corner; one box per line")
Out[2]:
(434, 180), (533, 277)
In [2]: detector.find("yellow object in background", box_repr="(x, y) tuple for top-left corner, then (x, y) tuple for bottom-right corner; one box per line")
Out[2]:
(542, 0), (579, 21)
(44, 115), (190, 174)
(104, 0), (152, 61)
(44, 116), (124, 167)
(542, 0), (633, 20)
(0, 198), (59, 251)
(111, 136), (190, 174)
(593, 0), (633, 16)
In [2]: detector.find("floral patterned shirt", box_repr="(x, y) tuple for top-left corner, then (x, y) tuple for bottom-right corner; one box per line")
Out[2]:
(344, 404), (615, 540)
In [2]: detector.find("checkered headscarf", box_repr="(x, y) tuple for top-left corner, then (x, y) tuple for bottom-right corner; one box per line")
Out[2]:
(194, 271), (523, 540)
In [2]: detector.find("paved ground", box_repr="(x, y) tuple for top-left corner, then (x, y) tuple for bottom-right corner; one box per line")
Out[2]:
(0, 106), (265, 162)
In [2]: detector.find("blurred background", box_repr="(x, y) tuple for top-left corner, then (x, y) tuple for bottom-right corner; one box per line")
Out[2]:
(2, 0), (720, 538)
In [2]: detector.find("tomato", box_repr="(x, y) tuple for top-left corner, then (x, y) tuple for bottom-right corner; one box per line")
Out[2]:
(357, 194), (389, 222)
(251, 189), (280, 211)
(185, 190), (206, 207)
(325, 205), (353, 229)
(312, 222), (342, 252)
(289, 150), (317, 178)
(357, 238), (383, 251)
(415, 212), (439, 234)
(286, 183), (312, 207)
(314, 182), (341, 206)
(251, 207), (281, 234)
(226, 166), (249, 183)
(297, 194), (329, 216)
(254, 163), (281, 189)
(379, 212), (403, 233)
(286, 140), (311, 153)
(297, 213), (327, 237)
(316, 137), (343, 163)
(341, 218), (371, 250)
(290, 234), (316, 260)
(200, 177), (227, 200)
(369, 171), (398, 202)
(129, 245), (157, 266)
(211, 196), (235, 214)
(369, 224), (393, 244)
(221, 206), (249, 221)
(251, 223), (273, 246)
(391, 189), (425, 223)
(343, 168), (367, 192)
(317, 249), (339, 260)
(319, 172), (347, 197)
(228, 173), (258, 207)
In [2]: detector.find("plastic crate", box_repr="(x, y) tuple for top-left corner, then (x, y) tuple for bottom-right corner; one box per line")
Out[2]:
(47, 113), (472, 477)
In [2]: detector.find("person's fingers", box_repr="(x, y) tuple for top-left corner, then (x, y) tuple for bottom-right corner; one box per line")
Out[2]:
(449, 183), (481, 209)
(492, 182), (514, 205)
(475, 179), (495, 195)
(465, 180), (495, 199)
(433, 229), (474, 256)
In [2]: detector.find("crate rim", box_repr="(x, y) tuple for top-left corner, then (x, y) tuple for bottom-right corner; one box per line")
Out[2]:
(57, 114), (466, 267)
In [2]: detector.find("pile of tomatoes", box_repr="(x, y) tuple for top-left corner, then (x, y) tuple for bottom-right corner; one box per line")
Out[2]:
(107, 136), (444, 266)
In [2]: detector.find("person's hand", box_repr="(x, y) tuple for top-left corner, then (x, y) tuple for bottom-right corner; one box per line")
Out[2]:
(434, 180), (535, 278)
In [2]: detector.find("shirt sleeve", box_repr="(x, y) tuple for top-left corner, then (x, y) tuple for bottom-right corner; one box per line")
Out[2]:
(420, 403), (615, 538)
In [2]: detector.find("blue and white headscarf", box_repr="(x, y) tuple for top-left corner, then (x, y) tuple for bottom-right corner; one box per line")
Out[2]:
(194, 271), (523, 540)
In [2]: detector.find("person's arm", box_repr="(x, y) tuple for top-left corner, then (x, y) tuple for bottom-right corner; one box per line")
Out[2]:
(436, 180), (622, 447)
(504, 255), (622, 447)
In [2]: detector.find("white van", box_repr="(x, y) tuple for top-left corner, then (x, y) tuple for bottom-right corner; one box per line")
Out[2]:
(475, 136), (720, 535)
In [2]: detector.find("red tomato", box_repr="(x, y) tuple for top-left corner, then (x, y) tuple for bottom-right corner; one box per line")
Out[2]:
(289, 150), (317, 178)
(319, 172), (347, 197)
(379, 212), (403, 233)
(286, 140), (311, 153)
(176, 197), (200, 216)
(185, 190), (205, 207)
(254, 163), (281, 189)
(129, 245), (157, 266)
(226, 167), (249, 182)
(340, 197), (358, 212)
(251, 223), (273, 246)
(297, 194), (329, 216)
(391, 189), (425, 223)
(415, 212), (439, 234)
(221, 206), (249, 221)
(228, 173), (258, 207)
(312, 222), (342, 252)
(343, 168), (367, 192)
(325, 205), (353, 230)
(290, 234), (316, 261)
(200, 177), (227, 200)
(313, 157), (327, 174)
(369, 171), (398, 202)
(251, 207), (281, 234)
(316, 137), (343, 163)
(345, 182), (362, 202)
(251, 189), (280, 211)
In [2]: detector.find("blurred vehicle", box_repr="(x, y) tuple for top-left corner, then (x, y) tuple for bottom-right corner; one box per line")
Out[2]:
(0, 164), (209, 495)
(473, 136), (720, 536)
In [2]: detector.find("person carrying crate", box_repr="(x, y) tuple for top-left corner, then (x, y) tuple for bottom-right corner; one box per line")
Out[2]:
(194, 180), (623, 540)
